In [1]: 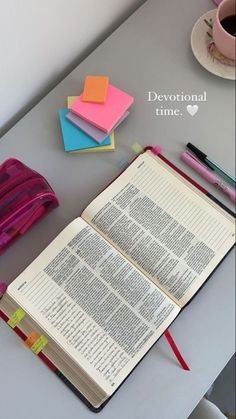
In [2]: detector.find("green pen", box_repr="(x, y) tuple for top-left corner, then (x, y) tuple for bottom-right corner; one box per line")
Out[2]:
(187, 143), (236, 188)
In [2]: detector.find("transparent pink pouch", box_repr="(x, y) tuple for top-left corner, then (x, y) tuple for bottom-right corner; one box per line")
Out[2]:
(0, 158), (59, 254)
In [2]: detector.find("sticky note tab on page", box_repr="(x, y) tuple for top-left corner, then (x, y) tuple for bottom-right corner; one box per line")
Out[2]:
(82, 76), (109, 103)
(25, 331), (40, 348)
(7, 308), (26, 328)
(31, 335), (48, 354)
(132, 143), (143, 154)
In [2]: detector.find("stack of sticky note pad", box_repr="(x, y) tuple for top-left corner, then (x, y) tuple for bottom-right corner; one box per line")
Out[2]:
(58, 76), (134, 153)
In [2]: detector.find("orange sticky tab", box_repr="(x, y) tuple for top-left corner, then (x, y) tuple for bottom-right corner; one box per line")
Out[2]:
(82, 76), (109, 104)
(25, 331), (40, 348)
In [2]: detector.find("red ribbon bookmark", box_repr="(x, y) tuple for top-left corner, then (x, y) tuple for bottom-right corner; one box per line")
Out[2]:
(164, 329), (190, 371)
(0, 282), (8, 299)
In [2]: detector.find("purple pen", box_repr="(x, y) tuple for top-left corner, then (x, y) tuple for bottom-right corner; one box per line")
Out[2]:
(181, 151), (236, 204)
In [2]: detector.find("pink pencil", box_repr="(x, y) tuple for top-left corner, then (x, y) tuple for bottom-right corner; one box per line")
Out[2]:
(181, 152), (236, 203)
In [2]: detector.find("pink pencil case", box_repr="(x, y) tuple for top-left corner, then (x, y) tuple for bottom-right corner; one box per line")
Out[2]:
(0, 158), (59, 254)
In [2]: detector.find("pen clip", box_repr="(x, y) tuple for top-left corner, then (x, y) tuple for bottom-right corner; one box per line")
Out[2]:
(186, 146), (214, 171)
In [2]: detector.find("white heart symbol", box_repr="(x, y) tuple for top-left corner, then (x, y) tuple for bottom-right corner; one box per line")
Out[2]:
(187, 104), (199, 116)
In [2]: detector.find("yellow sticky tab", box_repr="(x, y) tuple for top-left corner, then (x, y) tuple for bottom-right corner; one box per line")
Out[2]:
(7, 308), (26, 329)
(67, 96), (78, 109)
(132, 143), (143, 154)
(31, 335), (48, 355)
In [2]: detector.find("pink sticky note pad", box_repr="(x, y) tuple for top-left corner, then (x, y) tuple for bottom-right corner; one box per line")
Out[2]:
(71, 85), (134, 133)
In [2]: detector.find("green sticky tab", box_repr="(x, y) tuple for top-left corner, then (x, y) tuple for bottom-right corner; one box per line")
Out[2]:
(7, 308), (26, 329)
(31, 335), (48, 355)
(132, 143), (143, 154)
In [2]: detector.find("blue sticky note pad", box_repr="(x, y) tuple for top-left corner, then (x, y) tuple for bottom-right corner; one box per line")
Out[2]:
(58, 109), (111, 152)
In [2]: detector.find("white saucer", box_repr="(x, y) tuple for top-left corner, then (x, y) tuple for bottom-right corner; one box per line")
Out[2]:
(191, 9), (236, 80)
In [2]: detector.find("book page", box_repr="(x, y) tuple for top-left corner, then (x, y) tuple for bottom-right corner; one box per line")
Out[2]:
(6, 217), (179, 396)
(82, 152), (235, 307)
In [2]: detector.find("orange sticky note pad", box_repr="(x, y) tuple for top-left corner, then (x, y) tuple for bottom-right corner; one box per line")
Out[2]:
(25, 331), (40, 348)
(82, 76), (109, 104)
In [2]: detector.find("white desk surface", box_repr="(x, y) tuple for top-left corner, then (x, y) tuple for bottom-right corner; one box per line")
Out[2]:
(0, 0), (235, 418)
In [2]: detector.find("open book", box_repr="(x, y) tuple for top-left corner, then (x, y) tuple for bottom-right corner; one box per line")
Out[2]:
(0, 150), (235, 411)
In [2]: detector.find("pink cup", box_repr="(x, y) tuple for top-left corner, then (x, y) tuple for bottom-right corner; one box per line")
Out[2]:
(213, 0), (236, 60)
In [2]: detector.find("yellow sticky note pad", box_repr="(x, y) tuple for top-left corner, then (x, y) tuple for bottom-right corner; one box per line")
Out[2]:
(7, 308), (26, 329)
(31, 335), (48, 355)
(70, 132), (115, 153)
(67, 96), (78, 109)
